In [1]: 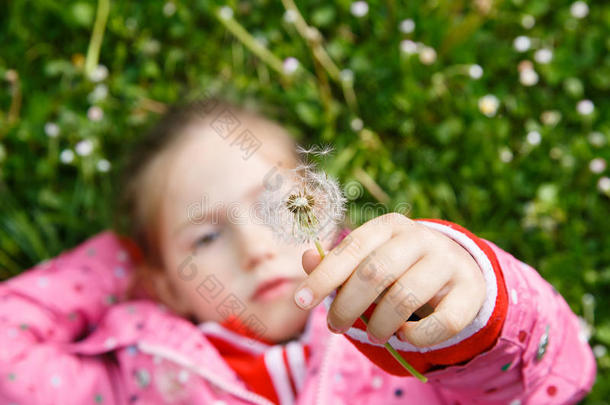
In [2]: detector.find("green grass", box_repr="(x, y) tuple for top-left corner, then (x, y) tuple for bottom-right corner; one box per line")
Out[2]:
(1, 0), (609, 402)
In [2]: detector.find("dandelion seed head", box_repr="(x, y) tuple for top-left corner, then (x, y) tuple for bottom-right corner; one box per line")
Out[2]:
(260, 167), (347, 245)
(295, 144), (334, 157)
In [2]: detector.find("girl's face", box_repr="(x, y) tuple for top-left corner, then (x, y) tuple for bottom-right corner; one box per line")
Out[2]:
(157, 120), (334, 343)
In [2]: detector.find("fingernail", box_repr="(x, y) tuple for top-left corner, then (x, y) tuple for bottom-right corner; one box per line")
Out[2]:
(294, 287), (313, 309)
(327, 318), (343, 334)
(367, 332), (384, 345)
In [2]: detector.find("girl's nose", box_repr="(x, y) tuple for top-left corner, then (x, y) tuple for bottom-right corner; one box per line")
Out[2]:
(237, 223), (277, 271)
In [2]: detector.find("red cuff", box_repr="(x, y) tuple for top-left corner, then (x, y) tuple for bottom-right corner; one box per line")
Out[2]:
(326, 218), (508, 376)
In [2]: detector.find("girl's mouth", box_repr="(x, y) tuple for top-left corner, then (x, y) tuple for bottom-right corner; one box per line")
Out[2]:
(251, 277), (297, 302)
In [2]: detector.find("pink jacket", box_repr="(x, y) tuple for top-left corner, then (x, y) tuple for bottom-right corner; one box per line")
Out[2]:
(0, 219), (596, 405)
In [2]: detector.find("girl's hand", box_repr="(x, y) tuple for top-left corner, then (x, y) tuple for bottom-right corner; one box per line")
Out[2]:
(296, 213), (486, 347)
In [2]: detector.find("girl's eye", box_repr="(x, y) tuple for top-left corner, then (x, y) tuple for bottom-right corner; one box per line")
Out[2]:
(194, 231), (221, 249)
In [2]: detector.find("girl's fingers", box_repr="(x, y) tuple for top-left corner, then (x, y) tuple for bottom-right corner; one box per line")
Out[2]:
(301, 249), (321, 274)
(325, 233), (428, 333)
(294, 213), (418, 310)
(397, 277), (486, 347)
(365, 253), (452, 343)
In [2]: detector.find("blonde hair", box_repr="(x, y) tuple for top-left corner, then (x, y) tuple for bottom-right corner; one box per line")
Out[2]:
(112, 99), (302, 305)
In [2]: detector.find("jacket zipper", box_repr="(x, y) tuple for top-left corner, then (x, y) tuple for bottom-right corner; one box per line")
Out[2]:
(315, 333), (339, 405)
(138, 341), (275, 405)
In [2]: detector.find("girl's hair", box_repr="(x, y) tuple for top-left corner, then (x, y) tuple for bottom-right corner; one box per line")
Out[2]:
(111, 98), (303, 304)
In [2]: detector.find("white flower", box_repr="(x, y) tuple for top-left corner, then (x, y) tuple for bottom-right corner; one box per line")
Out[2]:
(44, 122), (60, 138)
(283, 57), (299, 74)
(419, 46), (437, 65)
(521, 15), (535, 29)
(88, 84), (108, 103)
(549, 147), (563, 160)
(499, 147), (513, 162)
(526, 131), (541, 145)
(340, 69), (354, 83)
(534, 48), (553, 64)
(283, 10), (298, 23)
(163, 2), (176, 16)
(75, 139), (94, 156)
(469, 64), (483, 79)
(97, 159), (112, 172)
(519, 68), (539, 86)
(350, 1), (369, 17)
(593, 345), (607, 359)
(60, 149), (75, 164)
(87, 106), (104, 121)
(350, 118), (363, 131)
(478, 94), (500, 117)
(218, 6), (233, 20)
(577, 99), (594, 115)
(598, 177), (610, 193)
(142, 39), (161, 55)
(399, 39), (418, 54)
(541, 110), (561, 126)
(513, 36), (531, 52)
(561, 154), (576, 168)
(88, 64), (109, 82)
(588, 132), (606, 147)
(589, 158), (606, 174)
(399, 19), (415, 34)
(260, 165), (347, 245)
(570, 1), (589, 18)
(254, 34), (268, 47)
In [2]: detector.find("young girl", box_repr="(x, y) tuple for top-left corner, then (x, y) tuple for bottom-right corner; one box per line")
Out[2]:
(0, 100), (596, 405)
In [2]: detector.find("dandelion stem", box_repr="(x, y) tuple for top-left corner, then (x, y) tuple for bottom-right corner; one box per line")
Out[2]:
(314, 238), (326, 259)
(315, 240), (428, 383)
(360, 314), (428, 383)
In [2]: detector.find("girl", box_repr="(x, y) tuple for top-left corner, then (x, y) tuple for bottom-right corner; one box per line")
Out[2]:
(0, 100), (596, 405)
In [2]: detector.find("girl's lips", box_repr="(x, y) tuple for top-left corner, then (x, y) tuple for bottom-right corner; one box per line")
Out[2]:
(251, 278), (297, 302)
